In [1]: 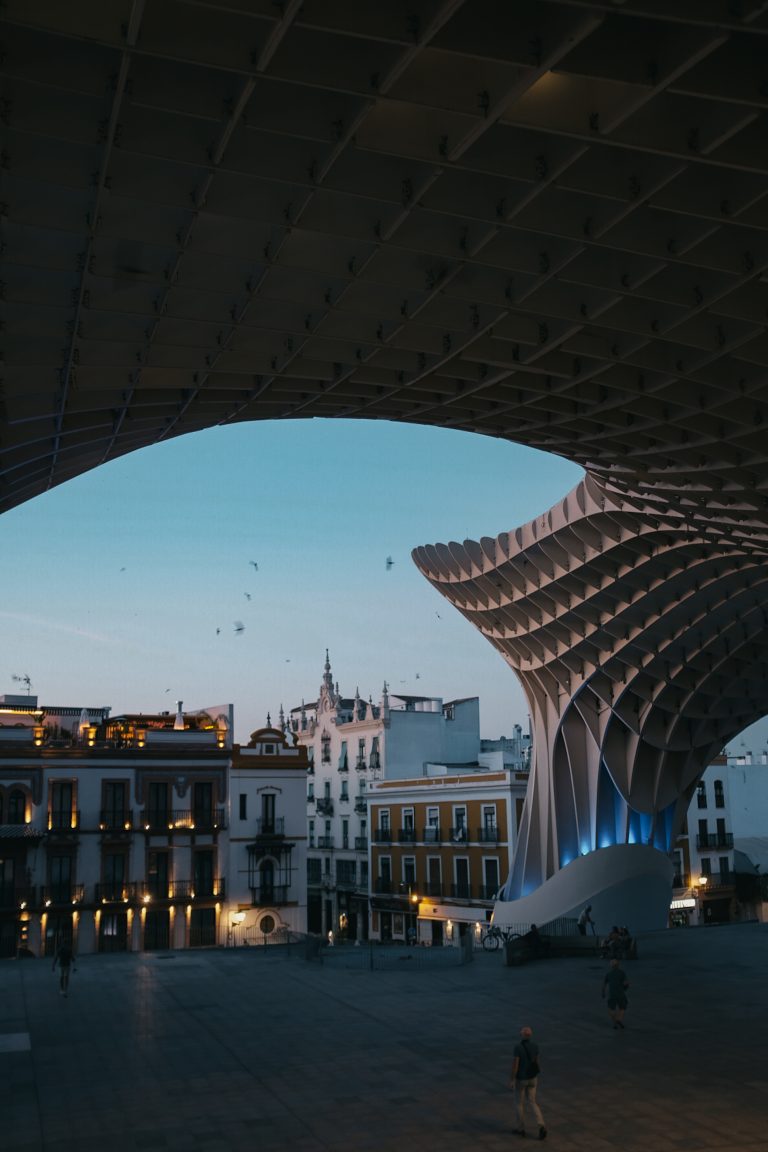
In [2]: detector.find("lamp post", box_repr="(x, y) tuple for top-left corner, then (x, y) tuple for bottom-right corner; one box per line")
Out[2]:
(229, 910), (246, 947)
(697, 875), (708, 923)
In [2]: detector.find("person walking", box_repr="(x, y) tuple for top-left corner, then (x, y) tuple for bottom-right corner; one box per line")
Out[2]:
(52, 939), (75, 996)
(602, 957), (629, 1028)
(577, 904), (594, 936)
(510, 1025), (547, 1140)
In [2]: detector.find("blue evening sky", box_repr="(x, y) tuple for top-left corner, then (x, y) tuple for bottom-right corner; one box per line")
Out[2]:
(0, 420), (582, 742)
(2, 417), (765, 753)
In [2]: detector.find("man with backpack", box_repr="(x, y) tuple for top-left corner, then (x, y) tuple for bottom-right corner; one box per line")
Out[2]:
(510, 1024), (547, 1140)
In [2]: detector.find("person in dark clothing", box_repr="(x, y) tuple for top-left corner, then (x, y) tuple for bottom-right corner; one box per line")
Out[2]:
(510, 1025), (547, 1140)
(602, 957), (629, 1028)
(52, 940), (75, 996)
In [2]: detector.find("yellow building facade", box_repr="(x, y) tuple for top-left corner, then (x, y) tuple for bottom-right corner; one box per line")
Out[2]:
(368, 769), (528, 946)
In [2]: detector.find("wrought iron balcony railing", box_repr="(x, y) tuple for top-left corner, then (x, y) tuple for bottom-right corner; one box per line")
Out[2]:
(42, 884), (85, 905)
(696, 832), (733, 849)
(250, 885), (289, 906)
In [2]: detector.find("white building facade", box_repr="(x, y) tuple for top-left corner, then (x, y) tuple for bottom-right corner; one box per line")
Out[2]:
(289, 652), (482, 941)
(0, 698), (307, 957)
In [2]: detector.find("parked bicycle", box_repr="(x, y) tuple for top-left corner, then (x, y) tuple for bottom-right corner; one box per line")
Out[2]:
(481, 924), (520, 951)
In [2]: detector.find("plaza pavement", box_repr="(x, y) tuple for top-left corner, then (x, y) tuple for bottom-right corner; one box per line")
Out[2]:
(1, 923), (766, 1152)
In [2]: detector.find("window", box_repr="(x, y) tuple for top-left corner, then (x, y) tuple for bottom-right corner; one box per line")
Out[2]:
(338, 741), (348, 770)
(380, 809), (390, 832)
(148, 782), (169, 827)
(321, 731), (331, 763)
(357, 738), (366, 769)
(425, 807), (439, 842)
(714, 780), (725, 808)
(454, 857), (470, 898)
(370, 736), (380, 770)
(483, 858), (500, 899)
(427, 856), (441, 896)
(337, 860), (356, 885)
(452, 807), (467, 842)
(696, 782), (707, 809)
(261, 793), (276, 834)
(379, 856), (392, 883)
(193, 850), (215, 897)
(341, 819), (349, 850)
(102, 852), (126, 899)
(403, 857), (416, 885)
(698, 818), (708, 845)
(483, 805), (497, 832)
(239, 793), (247, 820)
(340, 780), (349, 801)
(360, 861), (368, 887)
(309, 819), (315, 848)
(50, 781), (74, 830)
(719, 856), (730, 877)
(147, 851), (169, 898)
(193, 781), (213, 825)
(307, 858), (321, 884)
(700, 857), (711, 875)
(324, 780), (331, 800)
(48, 854), (72, 902)
(307, 782), (315, 801)
(8, 789), (26, 824)
(402, 808), (414, 832)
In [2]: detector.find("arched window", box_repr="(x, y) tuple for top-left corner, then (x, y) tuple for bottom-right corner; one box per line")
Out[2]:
(8, 790), (25, 824)
(696, 782), (707, 809)
(714, 780), (725, 808)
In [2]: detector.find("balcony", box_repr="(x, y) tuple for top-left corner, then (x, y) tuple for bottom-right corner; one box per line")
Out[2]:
(48, 810), (80, 833)
(317, 835), (334, 849)
(354, 798), (367, 813)
(0, 885), (36, 909)
(696, 832), (733, 849)
(99, 810), (133, 833)
(449, 883), (472, 900)
(135, 878), (226, 901)
(336, 872), (357, 890)
(254, 817), (285, 836)
(338, 758), (349, 773)
(139, 808), (225, 832)
(398, 828), (416, 843)
(477, 827), (499, 843)
(369, 754), (381, 771)
(421, 826), (442, 843)
(375, 878), (393, 894)
(355, 757), (367, 771)
(42, 884), (85, 906)
(424, 881), (443, 898)
(316, 798), (334, 816)
(95, 882), (137, 903)
(478, 884), (499, 900)
(448, 827), (468, 844)
(354, 836), (368, 851)
(374, 827), (393, 843)
(250, 885), (289, 906)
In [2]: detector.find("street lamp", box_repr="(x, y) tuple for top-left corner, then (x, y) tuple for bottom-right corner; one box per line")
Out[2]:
(229, 910), (246, 946)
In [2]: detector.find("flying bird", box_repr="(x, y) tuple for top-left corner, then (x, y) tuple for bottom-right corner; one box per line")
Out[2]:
(216, 627), (221, 635)
(385, 556), (394, 570)
(249, 561), (259, 571)
(244, 592), (252, 600)
(234, 621), (245, 634)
